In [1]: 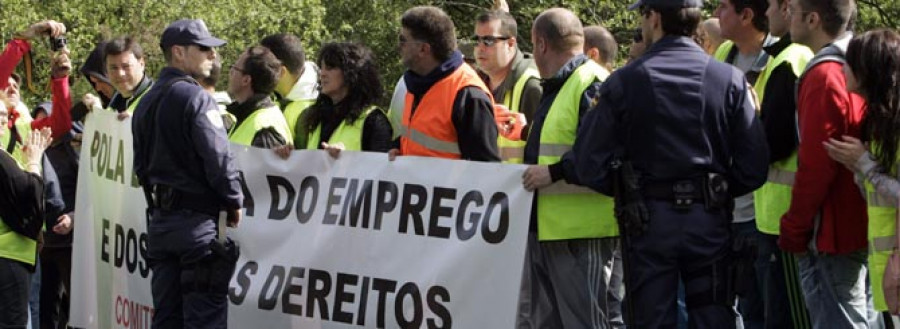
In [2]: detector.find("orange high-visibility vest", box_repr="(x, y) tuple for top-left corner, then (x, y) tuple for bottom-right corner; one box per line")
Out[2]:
(400, 64), (493, 159)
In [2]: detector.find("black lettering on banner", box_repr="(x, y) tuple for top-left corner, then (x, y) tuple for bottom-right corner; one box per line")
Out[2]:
(456, 191), (484, 241)
(296, 176), (319, 224)
(375, 181), (398, 230)
(340, 179), (373, 228)
(395, 282), (423, 329)
(306, 269), (332, 320)
(89, 131), (100, 173)
(240, 171), (255, 216)
(259, 265), (286, 310)
(357, 276), (370, 326)
(126, 228), (138, 273)
(114, 139), (126, 184)
(427, 286), (452, 329)
(114, 223), (125, 267)
(139, 232), (150, 277)
(482, 193), (510, 244)
(267, 175), (295, 220)
(399, 184), (427, 236)
(101, 218), (110, 263)
(372, 278), (397, 328)
(282, 266), (306, 316)
(97, 133), (107, 177)
(228, 261), (258, 305)
(428, 187), (455, 239)
(332, 272), (358, 324)
(324, 178), (347, 225)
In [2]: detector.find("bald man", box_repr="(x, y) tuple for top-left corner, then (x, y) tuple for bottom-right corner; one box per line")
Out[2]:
(584, 25), (618, 71)
(700, 18), (725, 54)
(519, 7), (623, 329)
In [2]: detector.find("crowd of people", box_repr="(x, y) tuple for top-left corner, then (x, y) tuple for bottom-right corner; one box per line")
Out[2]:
(1, 0), (899, 328)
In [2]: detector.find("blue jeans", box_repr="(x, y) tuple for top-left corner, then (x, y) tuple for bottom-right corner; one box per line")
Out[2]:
(797, 250), (869, 329)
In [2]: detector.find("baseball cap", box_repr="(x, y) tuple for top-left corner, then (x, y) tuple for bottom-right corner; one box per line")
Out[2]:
(628, 0), (704, 10)
(160, 19), (226, 49)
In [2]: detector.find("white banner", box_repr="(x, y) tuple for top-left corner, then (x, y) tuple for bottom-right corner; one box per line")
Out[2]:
(71, 110), (531, 329)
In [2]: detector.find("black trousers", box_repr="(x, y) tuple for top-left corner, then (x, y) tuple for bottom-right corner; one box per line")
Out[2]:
(0, 257), (31, 328)
(39, 246), (72, 329)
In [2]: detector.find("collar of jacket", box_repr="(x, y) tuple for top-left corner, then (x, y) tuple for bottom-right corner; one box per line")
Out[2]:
(109, 75), (153, 112)
(764, 34), (795, 57)
(226, 93), (275, 125)
(404, 50), (465, 96)
(492, 48), (535, 99)
(541, 54), (589, 94)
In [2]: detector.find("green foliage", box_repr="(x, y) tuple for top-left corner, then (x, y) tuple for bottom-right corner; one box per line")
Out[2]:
(0, 0), (896, 108)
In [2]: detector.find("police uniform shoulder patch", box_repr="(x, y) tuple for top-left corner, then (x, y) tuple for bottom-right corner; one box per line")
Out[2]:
(206, 108), (225, 129)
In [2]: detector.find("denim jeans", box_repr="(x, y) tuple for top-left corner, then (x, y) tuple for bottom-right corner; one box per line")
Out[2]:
(797, 250), (869, 329)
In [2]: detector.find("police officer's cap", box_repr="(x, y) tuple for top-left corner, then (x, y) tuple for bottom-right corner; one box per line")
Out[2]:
(628, 0), (703, 10)
(160, 19), (226, 49)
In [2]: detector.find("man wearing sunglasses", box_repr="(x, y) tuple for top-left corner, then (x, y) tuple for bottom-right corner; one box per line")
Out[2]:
(132, 19), (244, 329)
(393, 6), (499, 162)
(473, 10), (541, 164)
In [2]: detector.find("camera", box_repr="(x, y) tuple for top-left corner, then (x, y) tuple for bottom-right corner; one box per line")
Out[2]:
(49, 36), (67, 52)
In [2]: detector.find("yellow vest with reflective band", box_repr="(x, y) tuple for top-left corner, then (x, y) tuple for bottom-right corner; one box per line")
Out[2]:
(228, 106), (292, 146)
(536, 60), (617, 241)
(499, 68), (539, 164)
(0, 149), (37, 265)
(751, 44), (813, 235)
(284, 99), (316, 138)
(306, 106), (382, 151)
(713, 41), (735, 62)
(865, 150), (899, 311)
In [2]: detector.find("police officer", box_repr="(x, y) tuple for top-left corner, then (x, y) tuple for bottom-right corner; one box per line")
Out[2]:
(132, 19), (243, 329)
(572, 0), (769, 328)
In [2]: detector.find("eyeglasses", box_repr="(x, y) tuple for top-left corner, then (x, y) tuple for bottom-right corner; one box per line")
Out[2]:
(471, 35), (512, 47)
(230, 65), (244, 74)
(786, 7), (811, 17)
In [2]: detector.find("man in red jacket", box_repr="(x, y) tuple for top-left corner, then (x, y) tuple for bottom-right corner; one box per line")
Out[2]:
(777, 0), (874, 327)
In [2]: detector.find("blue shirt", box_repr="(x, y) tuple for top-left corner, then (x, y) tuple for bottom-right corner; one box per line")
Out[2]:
(132, 67), (243, 209)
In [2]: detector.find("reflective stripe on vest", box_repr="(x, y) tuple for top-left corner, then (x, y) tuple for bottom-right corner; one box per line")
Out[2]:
(400, 64), (492, 159)
(284, 98), (315, 137)
(229, 106), (293, 146)
(536, 60), (617, 241)
(499, 67), (539, 164)
(752, 43), (812, 235)
(864, 145), (898, 311)
(307, 106), (382, 151)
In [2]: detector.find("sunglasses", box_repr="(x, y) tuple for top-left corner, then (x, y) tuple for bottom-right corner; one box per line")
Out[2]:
(471, 35), (511, 47)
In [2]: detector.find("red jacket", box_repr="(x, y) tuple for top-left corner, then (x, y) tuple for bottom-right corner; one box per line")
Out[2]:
(778, 61), (868, 254)
(0, 39), (71, 140)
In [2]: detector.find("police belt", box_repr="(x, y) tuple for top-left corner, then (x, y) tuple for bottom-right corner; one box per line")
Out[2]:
(641, 175), (726, 209)
(147, 184), (222, 217)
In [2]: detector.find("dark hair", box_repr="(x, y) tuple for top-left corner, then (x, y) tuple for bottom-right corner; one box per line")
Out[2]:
(401, 6), (457, 62)
(476, 10), (518, 38)
(584, 25), (617, 67)
(731, 0), (770, 32)
(533, 8), (584, 52)
(798, 0), (856, 37)
(305, 42), (383, 130)
(241, 46), (282, 94)
(644, 6), (703, 38)
(200, 57), (222, 89)
(105, 36), (145, 61)
(849, 29), (900, 173)
(260, 33), (306, 76)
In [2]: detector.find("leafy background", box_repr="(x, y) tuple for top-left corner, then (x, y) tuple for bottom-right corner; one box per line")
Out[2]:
(0, 0), (895, 107)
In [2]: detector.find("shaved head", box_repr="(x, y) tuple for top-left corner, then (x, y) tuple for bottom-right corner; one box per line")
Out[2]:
(533, 8), (584, 52)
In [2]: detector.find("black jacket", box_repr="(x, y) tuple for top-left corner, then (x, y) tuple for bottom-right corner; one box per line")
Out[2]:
(760, 35), (802, 163)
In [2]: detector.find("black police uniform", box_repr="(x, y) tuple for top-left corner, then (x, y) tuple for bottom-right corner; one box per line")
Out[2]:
(132, 19), (242, 329)
(572, 11), (769, 329)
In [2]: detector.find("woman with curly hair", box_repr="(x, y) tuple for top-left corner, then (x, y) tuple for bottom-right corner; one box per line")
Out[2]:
(824, 29), (900, 315)
(292, 42), (392, 157)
